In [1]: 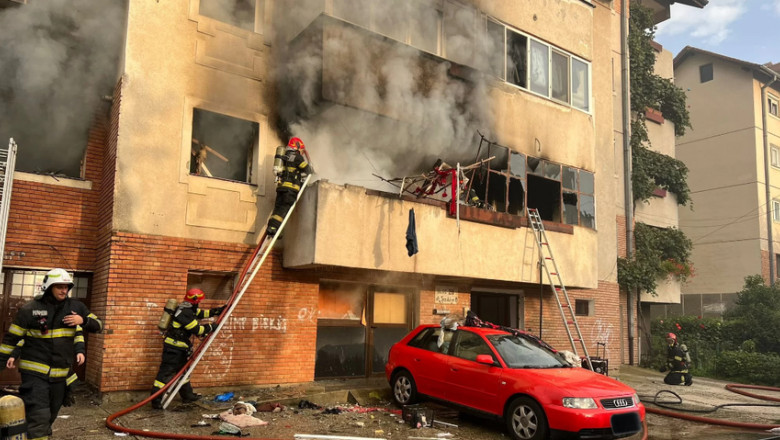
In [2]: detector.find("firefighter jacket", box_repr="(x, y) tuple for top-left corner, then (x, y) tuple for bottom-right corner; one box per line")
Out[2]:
(665, 343), (689, 373)
(0, 294), (102, 382)
(163, 303), (218, 351)
(276, 148), (311, 193)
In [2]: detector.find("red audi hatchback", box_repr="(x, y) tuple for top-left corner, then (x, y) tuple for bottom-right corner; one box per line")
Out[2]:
(386, 324), (646, 440)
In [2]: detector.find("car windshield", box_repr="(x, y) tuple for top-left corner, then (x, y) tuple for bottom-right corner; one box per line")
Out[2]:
(487, 334), (569, 368)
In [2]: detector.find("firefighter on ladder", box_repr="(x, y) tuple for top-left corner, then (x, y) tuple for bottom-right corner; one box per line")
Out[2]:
(267, 137), (312, 237)
(0, 268), (103, 440)
(150, 288), (225, 409)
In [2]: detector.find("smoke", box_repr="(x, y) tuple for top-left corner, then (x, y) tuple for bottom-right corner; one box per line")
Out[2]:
(271, 1), (498, 191)
(0, 0), (125, 176)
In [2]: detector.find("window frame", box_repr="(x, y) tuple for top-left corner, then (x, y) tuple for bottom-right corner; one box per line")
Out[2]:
(769, 94), (779, 118)
(771, 145), (780, 168)
(699, 63), (713, 83)
(773, 200), (780, 222)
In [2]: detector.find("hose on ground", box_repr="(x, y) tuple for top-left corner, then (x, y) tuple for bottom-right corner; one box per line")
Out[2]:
(642, 384), (780, 431)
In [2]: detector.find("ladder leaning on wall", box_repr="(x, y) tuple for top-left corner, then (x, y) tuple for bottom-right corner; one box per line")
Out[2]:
(526, 208), (593, 371)
(0, 139), (18, 274)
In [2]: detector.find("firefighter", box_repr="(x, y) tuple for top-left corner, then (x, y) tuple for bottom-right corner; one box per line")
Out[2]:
(267, 137), (312, 237)
(150, 288), (225, 409)
(660, 332), (693, 386)
(0, 268), (103, 440)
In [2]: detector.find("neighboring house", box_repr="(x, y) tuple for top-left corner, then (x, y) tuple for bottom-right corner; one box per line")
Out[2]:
(663, 47), (780, 318)
(0, 0), (695, 393)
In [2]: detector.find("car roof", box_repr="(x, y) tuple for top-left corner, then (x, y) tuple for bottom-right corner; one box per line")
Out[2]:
(417, 324), (514, 336)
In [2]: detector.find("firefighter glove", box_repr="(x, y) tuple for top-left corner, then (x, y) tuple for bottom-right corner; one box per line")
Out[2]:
(63, 387), (75, 407)
(211, 305), (226, 316)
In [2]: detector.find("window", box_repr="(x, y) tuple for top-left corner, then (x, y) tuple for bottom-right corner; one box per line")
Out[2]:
(772, 145), (780, 168)
(769, 95), (779, 117)
(187, 271), (236, 301)
(7, 269), (89, 299)
(489, 21), (590, 112)
(575, 299), (593, 316)
(699, 63), (713, 83)
(452, 330), (493, 362)
(190, 108), (259, 184)
(776, 254), (780, 280)
(199, 0), (259, 32)
(774, 200), (780, 221)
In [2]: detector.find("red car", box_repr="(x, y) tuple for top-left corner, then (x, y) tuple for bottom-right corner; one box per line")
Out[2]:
(386, 324), (646, 440)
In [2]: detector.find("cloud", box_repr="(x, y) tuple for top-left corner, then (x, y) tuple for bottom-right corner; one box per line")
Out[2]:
(656, 0), (747, 46)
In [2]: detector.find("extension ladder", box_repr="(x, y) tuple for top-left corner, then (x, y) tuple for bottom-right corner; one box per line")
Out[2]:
(527, 208), (593, 370)
(0, 139), (18, 274)
(161, 172), (313, 408)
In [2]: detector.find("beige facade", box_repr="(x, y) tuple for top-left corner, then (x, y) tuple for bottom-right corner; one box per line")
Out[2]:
(674, 47), (780, 316)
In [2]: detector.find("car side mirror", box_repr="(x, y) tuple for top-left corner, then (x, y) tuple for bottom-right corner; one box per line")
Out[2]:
(475, 354), (496, 366)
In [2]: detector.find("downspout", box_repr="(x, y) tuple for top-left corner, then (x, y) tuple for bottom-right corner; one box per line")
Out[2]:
(620, 0), (636, 364)
(760, 67), (778, 286)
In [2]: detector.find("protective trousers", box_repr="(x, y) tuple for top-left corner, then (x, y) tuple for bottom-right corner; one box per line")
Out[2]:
(267, 190), (298, 236)
(663, 371), (693, 386)
(151, 345), (197, 407)
(20, 373), (66, 440)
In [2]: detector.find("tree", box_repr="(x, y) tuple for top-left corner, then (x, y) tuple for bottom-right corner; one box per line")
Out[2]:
(723, 275), (780, 354)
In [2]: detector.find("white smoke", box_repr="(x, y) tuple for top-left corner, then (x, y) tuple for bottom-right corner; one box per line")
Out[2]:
(272, 1), (498, 191)
(0, 0), (125, 176)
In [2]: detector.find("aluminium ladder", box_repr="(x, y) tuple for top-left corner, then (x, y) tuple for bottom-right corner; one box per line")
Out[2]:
(0, 139), (18, 274)
(161, 172), (313, 408)
(527, 208), (593, 370)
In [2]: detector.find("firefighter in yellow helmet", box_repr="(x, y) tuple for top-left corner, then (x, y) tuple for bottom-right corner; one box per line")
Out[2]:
(267, 137), (312, 237)
(0, 268), (103, 440)
(150, 288), (226, 409)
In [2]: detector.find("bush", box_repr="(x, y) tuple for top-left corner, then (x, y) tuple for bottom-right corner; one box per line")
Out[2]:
(714, 351), (780, 386)
(647, 316), (723, 376)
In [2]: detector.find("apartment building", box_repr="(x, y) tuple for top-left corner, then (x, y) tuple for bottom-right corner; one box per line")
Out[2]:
(668, 47), (780, 317)
(0, 0), (695, 393)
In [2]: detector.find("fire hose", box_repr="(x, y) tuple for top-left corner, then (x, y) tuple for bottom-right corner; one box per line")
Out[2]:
(643, 384), (780, 431)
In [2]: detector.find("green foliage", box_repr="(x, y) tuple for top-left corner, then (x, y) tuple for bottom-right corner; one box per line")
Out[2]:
(618, 222), (693, 294)
(722, 275), (780, 354)
(647, 315), (724, 375)
(714, 351), (780, 386)
(628, 4), (691, 206)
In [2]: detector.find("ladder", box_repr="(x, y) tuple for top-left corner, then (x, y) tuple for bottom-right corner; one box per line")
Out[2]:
(526, 208), (593, 370)
(161, 172), (313, 408)
(0, 139), (18, 274)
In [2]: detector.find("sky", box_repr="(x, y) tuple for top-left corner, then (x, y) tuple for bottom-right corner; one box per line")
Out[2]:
(654, 0), (780, 65)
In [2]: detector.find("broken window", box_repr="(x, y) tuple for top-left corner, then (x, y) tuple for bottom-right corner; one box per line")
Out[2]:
(187, 271), (236, 301)
(316, 282), (367, 378)
(561, 167), (595, 229)
(199, 0), (259, 32)
(190, 108), (259, 184)
(526, 174), (561, 222)
(579, 171), (595, 229)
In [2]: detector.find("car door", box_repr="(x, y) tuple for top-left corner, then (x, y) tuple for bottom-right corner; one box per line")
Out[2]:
(445, 330), (503, 414)
(405, 327), (452, 400)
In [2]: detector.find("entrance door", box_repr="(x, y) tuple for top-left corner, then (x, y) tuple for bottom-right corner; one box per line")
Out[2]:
(367, 288), (411, 375)
(315, 282), (412, 379)
(471, 291), (522, 328)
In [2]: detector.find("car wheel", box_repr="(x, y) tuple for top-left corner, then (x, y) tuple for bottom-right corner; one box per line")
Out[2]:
(505, 397), (548, 440)
(392, 370), (418, 406)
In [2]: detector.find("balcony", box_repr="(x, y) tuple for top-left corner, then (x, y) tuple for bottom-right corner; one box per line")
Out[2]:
(283, 181), (598, 288)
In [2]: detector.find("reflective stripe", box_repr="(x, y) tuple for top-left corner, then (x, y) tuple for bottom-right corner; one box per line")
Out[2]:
(74, 335), (85, 343)
(29, 436), (48, 440)
(19, 359), (50, 375)
(164, 337), (189, 349)
(87, 313), (103, 330)
(153, 380), (166, 389)
(0, 344), (14, 355)
(172, 321), (182, 329)
(8, 324), (25, 336)
(299, 161), (309, 169)
(27, 328), (76, 338)
(50, 367), (69, 378)
(281, 182), (301, 191)
(271, 215), (283, 222)
(184, 320), (198, 330)
(66, 373), (78, 386)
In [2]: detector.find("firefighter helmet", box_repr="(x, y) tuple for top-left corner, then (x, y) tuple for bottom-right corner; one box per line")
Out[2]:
(184, 288), (205, 305)
(287, 137), (304, 150)
(41, 268), (74, 292)
(666, 332), (677, 343)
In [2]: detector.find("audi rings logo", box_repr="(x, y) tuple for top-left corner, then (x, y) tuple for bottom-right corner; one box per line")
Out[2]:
(613, 398), (630, 408)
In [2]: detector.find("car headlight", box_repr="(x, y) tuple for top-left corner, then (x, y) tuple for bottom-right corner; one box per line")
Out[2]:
(562, 397), (597, 409)
(633, 393), (640, 405)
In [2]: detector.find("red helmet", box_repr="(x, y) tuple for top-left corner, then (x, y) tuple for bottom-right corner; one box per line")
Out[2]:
(666, 332), (677, 342)
(184, 288), (205, 305)
(287, 137), (304, 150)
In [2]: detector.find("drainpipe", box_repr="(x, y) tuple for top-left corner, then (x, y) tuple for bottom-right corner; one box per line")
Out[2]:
(620, 0), (635, 365)
(760, 67), (778, 286)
